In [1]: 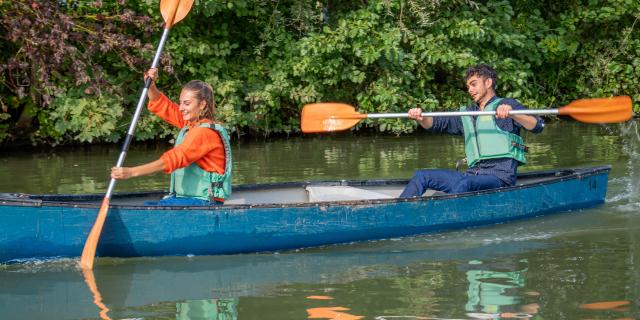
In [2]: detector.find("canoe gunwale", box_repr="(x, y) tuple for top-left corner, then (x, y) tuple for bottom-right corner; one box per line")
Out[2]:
(0, 165), (612, 210)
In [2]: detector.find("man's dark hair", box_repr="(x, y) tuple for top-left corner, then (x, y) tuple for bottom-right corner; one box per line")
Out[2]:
(464, 64), (497, 90)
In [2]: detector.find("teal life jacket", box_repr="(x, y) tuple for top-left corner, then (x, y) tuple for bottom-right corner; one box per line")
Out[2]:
(169, 123), (233, 202)
(461, 98), (527, 167)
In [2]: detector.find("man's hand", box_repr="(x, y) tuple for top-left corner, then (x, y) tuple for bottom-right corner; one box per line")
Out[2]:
(408, 107), (434, 129)
(408, 108), (424, 121)
(498, 103), (540, 131)
(496, 104), (512, 119)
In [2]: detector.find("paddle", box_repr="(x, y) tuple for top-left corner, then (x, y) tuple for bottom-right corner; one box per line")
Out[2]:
(79, 0), (195, 270)
(301, 96), (633, 133)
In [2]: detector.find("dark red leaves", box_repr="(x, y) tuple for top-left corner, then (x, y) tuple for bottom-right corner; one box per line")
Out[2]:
(0, 1), (158, 106)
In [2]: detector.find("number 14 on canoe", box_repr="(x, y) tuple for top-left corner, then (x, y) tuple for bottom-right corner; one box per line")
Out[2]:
(300, 96), (634, 133)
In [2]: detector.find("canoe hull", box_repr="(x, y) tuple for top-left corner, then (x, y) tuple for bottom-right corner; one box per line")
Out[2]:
(0, 166), (610, 263)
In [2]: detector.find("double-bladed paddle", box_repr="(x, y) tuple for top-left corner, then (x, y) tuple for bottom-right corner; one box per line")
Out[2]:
(79, 0), (195, 270)
(301, 96), (634, 133)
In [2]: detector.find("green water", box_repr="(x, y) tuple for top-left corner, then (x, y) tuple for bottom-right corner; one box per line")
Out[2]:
(1, 121), (639, 319)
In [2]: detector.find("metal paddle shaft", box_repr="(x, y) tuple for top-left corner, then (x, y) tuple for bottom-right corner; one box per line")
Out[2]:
(300, 96), (633, 133)
(104, 29), (169, 199)
(365, 109), (560, 119)
(79, 28), (170, 271)
(80, 0), (195, 270)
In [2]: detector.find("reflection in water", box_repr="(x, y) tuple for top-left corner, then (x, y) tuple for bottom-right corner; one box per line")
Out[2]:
(1, 219), (638, 319)
(82, 268), (112, 320)
(307, 306), (363, 320)
(464, 260), (539, 319)
(82, 262), (239, 320)
(307, 295), (335, 300)
(82, 258), (238, 320)
(306, 295), (363, 320)
(579, 300), (630, 310)
(177, 298), (238, 320)
(1, 121), (639, 319)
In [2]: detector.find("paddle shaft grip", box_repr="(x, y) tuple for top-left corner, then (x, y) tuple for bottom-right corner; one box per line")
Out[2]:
(366, 109), (560, 119)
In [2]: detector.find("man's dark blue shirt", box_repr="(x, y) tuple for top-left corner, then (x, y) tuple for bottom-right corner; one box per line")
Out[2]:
(426, 96), (544, 185)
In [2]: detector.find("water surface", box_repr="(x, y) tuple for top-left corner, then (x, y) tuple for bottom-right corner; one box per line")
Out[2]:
(1, 121), (639, 319)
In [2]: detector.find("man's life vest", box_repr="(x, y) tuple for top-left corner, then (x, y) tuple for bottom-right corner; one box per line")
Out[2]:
(461, 98), (527, 167)
(169, 123), (233, 202)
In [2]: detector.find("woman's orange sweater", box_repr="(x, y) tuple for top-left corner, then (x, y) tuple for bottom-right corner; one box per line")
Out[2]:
(148, 94), (226, 176)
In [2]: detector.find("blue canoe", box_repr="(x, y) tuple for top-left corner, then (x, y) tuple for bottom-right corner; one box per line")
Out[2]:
(0, 165), (610, 263)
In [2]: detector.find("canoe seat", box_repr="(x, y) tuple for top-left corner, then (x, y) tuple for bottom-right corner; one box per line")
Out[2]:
(306, 186), (394, 202)
(423, 189), (447, 197)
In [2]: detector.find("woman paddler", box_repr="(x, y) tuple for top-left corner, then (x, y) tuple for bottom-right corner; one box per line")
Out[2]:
(110, 68), (232, 206)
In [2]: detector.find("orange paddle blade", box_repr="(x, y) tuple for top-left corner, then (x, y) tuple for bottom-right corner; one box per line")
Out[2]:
(79, 198), (110, 269)
(160, 0), (194, 27)
(558, 96), (633, 123)
(301, 103), (366, 133)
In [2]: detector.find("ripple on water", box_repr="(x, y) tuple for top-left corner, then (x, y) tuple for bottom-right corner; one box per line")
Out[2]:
(2, 257), (79, 273)
(611, 121), (640, 211)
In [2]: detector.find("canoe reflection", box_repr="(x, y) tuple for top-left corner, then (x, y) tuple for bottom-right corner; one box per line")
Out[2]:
(4, 236), (549, 319)
(82, 265), (239, 320)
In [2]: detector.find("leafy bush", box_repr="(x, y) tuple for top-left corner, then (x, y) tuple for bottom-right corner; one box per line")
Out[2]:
(0, 0), (637, 145)
(49, 90), (124, 143)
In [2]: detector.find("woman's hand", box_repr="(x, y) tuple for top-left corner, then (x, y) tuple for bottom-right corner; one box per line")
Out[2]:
(144, 68), (158, 82)
(144, 68), (161, 101)
(111, 166), (134, 180)
(111, 159), (165, 180)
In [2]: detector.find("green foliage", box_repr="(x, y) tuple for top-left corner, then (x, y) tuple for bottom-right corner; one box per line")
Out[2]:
(0, 0), (638, 145)
(0, 96), (12, 141)
(530, 0), (640, 109)
(48, 90), (124, 143)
